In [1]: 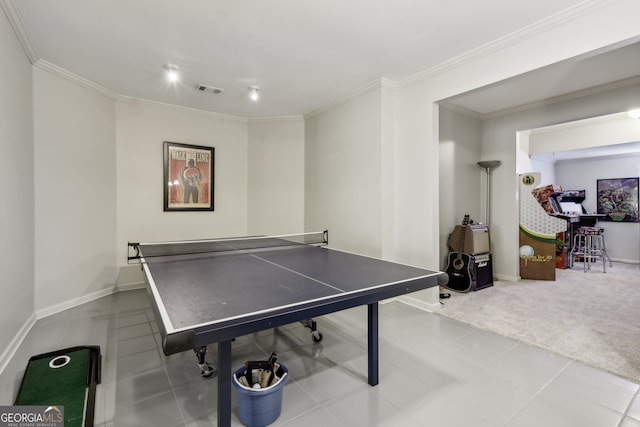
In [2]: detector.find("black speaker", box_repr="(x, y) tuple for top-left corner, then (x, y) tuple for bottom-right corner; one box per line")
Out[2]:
(469, 253), (493, 291)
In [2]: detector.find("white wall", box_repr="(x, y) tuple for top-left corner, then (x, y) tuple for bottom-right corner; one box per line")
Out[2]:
(556, 154), (640, 262)
(528, 158), (556, 186)
(115, 101), (249, 285)
(380, 84), (396, 260)
(0, 8), (35, 364)
(247, 118), (305, 235)
(393, 89), (435, 269)
(304, 83), (443, 308)
(305, 87), (384, 257)
(439, 107), (482, 269)
(33, 66), (117, 313)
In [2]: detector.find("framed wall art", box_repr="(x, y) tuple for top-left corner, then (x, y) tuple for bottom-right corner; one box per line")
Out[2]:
(163, 141), (214, 211)
(596, 177), (638, 222)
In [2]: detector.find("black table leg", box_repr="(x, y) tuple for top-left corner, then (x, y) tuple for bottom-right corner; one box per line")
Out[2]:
(217, 339), (232, 427)
(367, 302), (379, 386)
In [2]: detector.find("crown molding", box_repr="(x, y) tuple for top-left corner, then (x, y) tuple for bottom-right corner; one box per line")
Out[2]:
(305, 1), (610, 119)
(438, 102), (484, 120)
(34, 59), (120, 100)
(118, 95), (249, 122)
(480, 74), (640, 120)
(380, 77), (399, 91)
(1, 0), (38, 63)
(398, 0), (611, 90)
(442, 78), (638, 121)
(248, 116), (304, 124)
(553, 150), (640, 165)
(304, 78), (399, 120)
(34, 59), (250, 121)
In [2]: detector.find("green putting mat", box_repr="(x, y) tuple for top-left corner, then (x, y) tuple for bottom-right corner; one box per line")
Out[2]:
(15, 346), (101, 427)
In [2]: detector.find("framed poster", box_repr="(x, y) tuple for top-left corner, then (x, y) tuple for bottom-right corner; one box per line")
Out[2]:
(163, 141), (214, 211)
(596, 177), (638, 222)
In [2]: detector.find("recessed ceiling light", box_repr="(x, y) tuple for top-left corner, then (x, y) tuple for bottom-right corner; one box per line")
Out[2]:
(164, 64), (179, 83)
(248, 86), (260, 101)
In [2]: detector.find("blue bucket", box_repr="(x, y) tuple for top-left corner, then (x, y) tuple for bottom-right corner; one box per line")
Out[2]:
(233, 365), (288, 427)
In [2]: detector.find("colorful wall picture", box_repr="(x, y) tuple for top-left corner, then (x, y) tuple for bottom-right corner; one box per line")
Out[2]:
(163, 141), (214, 211)
(596, 177), (638, 222)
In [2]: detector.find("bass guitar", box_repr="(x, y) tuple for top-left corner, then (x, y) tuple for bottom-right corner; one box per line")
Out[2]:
(445, 215), (473, 292)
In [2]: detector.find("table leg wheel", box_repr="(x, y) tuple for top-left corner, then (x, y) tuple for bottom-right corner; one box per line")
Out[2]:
(200, 362), (217, 378)
(312, 331), (323, 342)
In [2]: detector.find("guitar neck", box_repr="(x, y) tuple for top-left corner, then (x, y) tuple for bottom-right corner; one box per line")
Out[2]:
(456, 215), (470, 258)
(456, 227), (466, 259)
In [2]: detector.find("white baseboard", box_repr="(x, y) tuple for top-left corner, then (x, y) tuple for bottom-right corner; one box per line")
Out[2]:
(0, 313), (36, 377)
(395, 294), (442, 313)
(35, 287), (116, 320)
(610, 258), (640, 265)
(494, 273), (521, 282)
(1, 285), (143, 377)
(491, 259), (639, 284)
(35, 280), (146, 321)
(114, 281), (145, 293)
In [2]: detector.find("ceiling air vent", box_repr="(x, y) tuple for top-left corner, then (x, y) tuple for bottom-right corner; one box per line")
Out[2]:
(196, 84), (223, 94)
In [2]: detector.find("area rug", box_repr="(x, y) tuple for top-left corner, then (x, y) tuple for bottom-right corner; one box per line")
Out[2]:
(438, 262), (640, 383)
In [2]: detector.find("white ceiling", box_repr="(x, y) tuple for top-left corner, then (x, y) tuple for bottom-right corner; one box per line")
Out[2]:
(8, 0), (636, 119)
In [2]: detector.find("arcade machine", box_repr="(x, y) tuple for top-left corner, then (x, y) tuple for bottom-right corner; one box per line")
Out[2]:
(548, 190), (605, 268)
(522, 181), (567, 280)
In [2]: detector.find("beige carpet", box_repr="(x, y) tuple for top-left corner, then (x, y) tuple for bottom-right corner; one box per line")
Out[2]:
(438, 261), (640, 383)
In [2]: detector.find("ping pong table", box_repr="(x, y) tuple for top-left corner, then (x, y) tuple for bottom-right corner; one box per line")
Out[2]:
(129, 231), (445, 426)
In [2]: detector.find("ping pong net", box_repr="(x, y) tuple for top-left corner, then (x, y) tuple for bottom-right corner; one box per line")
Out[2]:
(128, 230), (328, 263)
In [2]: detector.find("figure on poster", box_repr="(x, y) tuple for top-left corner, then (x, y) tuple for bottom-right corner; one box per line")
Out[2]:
(181, 158), (202, 203)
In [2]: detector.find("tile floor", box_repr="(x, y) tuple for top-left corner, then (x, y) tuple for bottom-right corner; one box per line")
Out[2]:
(1, 288), (639, 426)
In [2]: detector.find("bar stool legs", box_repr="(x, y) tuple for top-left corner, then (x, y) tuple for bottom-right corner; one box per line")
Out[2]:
(569, 227), (612, 273)
(570, 233), (588, 272)
(597, 232), (613, 272)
